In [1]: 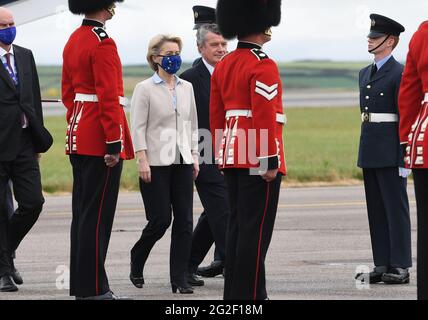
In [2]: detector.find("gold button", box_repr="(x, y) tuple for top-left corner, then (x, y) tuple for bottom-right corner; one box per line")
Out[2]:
(366, 96), (370, 100)
(367, 85), (371, 89)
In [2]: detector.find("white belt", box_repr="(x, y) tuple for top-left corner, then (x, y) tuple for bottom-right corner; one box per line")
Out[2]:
(361, 112), (398, 123)
(225, 109), (287, 124)
(424, 93), (428, 103)
(74, 93), (129, 107)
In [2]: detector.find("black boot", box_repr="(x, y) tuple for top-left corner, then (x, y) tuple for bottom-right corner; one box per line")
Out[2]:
(0, 275), (18, 292)
(382, 268), (410, 284)
(129, 262), (145, 289)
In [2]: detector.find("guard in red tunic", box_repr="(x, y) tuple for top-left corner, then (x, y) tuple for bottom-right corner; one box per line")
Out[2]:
(211, 0), (286, 300)
(62, 0), (134, 300)
(399, 20), (428, 300)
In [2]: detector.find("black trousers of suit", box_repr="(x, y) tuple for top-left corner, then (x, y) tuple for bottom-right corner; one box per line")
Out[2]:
(412, 169), (428, 300)
(131, 164), (194, 285)
(188, 164), (230, 273)
(69, 155), (123, 298)
(5, 182), (14, 219)
(362, 168), (412, 269)
(5, 182), (15, 260)
(223, 169), (282, 301)
(0, 130), (44, 277)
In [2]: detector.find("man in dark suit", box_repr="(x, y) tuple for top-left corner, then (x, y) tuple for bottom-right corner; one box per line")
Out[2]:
(180, 7), (230, 285)
(355, 14), (411, 285)
(0, 6), (52, 292)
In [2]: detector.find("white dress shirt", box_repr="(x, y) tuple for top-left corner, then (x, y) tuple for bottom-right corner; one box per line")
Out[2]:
(202, 58), (215, 75)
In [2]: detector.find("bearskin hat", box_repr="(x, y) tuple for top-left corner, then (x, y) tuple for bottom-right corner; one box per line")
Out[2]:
(68, 0), (124, 15)
(216, 0), (281, 39)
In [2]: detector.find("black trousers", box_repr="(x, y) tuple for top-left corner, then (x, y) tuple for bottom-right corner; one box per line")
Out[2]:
(188, 164), (230, 273)
(69, 155), (123, 298)
(223, 169), (282, 301)
(5, 182), (15, 260)
(413, 169), (428, 300)
(0, 131), (44, 277)
(362, 168), (412, 269)
(131, 164), (194, 285)
(5, 182), (14, 219)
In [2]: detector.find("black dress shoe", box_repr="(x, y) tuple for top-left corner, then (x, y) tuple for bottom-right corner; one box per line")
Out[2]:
(355, 271), (384, 284)
(0, 275), (18, 292)
(11, 268), (23, 286)
(129, 263), (145, 289)
(197, 261), (224, 278)
(187, 273), (204, 287)
(171, 281), (194, 294)
(382, 268), (410, 284)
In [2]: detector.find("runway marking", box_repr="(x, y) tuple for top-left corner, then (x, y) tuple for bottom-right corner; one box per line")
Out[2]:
(278, 201), (366, 209)
(43, 200), (416, 217)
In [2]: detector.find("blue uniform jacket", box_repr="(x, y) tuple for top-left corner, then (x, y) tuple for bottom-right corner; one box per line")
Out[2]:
(358, 57), (405, 168)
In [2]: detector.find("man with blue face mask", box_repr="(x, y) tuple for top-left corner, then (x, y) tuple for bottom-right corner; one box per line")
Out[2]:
(0, 6), (52, 293)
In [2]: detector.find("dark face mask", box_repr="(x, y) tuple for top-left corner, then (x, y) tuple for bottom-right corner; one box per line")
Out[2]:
(0, 26), (17, 46)
(157, 55), (182, 74)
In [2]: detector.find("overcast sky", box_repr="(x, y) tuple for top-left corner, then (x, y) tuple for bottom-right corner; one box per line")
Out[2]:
(10, 0), (428, 65)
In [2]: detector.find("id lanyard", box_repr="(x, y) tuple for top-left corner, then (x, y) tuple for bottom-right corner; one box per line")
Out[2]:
(2, 56), (18, 85)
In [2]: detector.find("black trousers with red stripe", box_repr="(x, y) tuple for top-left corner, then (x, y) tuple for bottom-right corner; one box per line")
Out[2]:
(69, 155), (123, 298)
(223, 169), (282, 301)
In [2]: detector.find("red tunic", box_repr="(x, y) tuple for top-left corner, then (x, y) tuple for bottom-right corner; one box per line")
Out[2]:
(62, 20), (134, 160)
(210, 42), (286, 175)
(399, 21), (428, 168)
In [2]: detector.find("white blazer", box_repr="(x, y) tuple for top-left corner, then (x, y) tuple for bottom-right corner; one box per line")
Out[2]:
(131, 74), (199, 166)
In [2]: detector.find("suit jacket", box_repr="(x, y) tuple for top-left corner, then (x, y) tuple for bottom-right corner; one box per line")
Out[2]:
(181, 60), (211, 133)
(0, 45), (52, 161)
(181, 59), (228, 183)
(130, 75), (199, 166)
(358, 56), (404, 168)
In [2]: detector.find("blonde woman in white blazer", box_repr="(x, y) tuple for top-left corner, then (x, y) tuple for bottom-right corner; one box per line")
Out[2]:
(129, 35), (199, 295)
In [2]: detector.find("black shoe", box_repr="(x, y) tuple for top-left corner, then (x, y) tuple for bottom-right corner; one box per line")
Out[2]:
(382, 268), (410, 284)
(0, 276), (18, 292)
(197, 260), (224, 278)
(76, 291), (132, 300)
(11, 268), (23, 286)
(355, 267), (387, 284)
(171, 282), (194, 294)
(187, 273), (204, 287)
(129, 263), (145, 289)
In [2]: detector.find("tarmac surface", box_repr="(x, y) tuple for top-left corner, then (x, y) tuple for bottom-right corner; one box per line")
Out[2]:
(0, 185), (418, 300)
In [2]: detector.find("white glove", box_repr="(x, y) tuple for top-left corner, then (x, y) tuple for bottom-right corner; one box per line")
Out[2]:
(399, 167), (412, 178)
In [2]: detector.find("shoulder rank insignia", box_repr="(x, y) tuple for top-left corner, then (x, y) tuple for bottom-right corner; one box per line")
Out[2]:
(251, 48), (269, 61)
(92, 27), (109, 42)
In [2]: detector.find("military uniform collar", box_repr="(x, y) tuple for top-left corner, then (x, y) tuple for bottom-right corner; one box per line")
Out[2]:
(237, 41), (262, 50)
(82, 19), (105, 28)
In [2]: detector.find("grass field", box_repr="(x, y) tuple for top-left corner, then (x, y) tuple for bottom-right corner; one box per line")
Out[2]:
(39, 107), (362, 193)
(37, 61), (373, 100)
